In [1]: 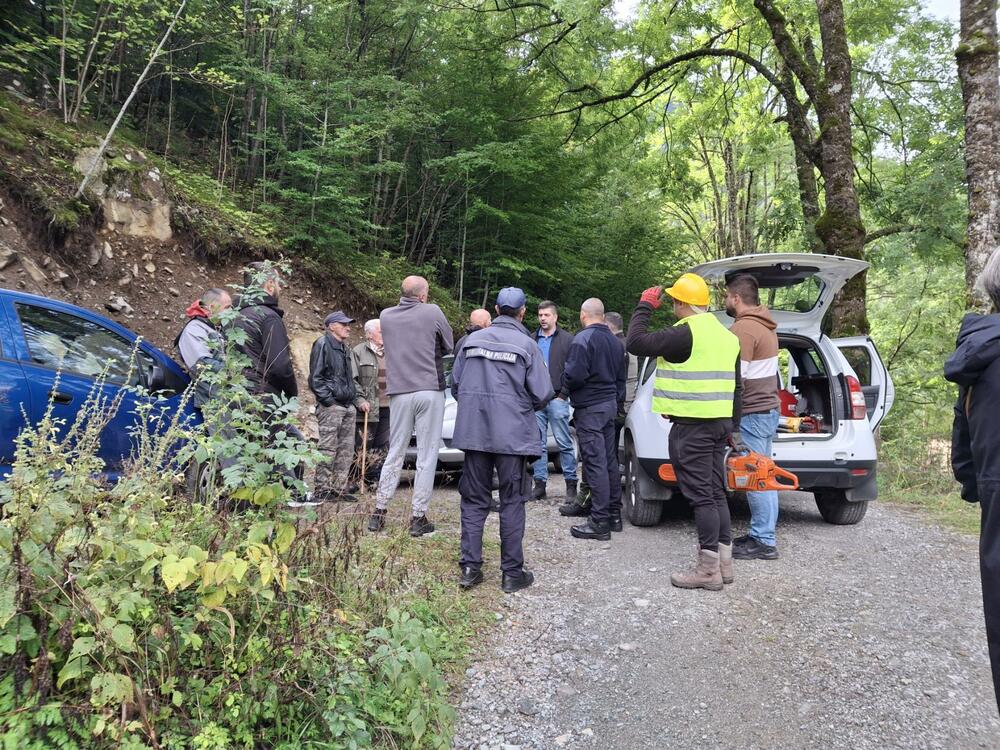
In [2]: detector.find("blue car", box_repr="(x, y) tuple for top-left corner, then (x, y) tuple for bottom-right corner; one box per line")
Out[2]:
(0, 288), (199, 479)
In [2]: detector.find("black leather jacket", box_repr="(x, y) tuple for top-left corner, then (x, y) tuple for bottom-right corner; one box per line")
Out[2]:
(308, 332), (356, 407)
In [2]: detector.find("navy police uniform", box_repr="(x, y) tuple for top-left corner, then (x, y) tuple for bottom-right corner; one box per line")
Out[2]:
(563, 322), (626, 530)
(452, 289), (555, 580)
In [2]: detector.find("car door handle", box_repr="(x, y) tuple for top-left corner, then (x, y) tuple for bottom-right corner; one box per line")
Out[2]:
(49, 390), (73, 405)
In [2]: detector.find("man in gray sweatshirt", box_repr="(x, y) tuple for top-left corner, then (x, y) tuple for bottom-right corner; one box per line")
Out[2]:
(369, 275), (454, 537)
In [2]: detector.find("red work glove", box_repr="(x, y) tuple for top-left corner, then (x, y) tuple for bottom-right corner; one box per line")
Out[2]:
(640, 286), (663, 309)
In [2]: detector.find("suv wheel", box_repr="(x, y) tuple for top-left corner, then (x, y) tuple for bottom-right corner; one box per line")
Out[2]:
(815, 490), (868, 525)
(624, 439), (662, 527)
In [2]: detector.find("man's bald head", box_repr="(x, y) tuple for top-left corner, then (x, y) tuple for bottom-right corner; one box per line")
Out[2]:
(469, 308), (492, 328)
(580, 297), (606, 325)
(401, 275), (429, 301)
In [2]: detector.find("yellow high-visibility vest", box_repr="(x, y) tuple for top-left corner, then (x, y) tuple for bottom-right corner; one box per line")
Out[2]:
(652, 313), (740, 419)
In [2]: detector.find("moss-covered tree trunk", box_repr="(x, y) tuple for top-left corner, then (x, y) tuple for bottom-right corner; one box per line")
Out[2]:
(957, 0), (1000, 310)
(813, 0), (868, 335)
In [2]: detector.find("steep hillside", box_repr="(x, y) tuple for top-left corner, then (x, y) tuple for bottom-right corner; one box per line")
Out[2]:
(0, 93), (463, 350)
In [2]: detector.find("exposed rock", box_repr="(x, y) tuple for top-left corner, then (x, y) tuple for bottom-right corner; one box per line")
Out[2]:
(168, 287), (180, 297)
(103, 241), (114, 259)
(554, 734), (573, 747)
(74, 147), (172, 240)
(0, 245), (17, 271)
(21, 256), (47, 283)
(106, 296), (133, 315)
(57, 270), (71, 289)
(145, 262), (156, 274)
(88, 244), (102, 266)
(117, 272), (132, 287)
(132, 263), (139, 278)
(40, 255), (52, 268)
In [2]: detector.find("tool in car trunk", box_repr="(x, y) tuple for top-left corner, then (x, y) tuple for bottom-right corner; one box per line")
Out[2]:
(658, 451), (799, 492)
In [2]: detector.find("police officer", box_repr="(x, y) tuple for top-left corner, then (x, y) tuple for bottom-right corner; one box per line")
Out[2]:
(451, 287), (554, 593)
(626, 274), (744, 591)
(564, 298), (627, 541)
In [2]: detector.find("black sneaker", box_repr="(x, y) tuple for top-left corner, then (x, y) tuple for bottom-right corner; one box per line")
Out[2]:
(570, 518), (611, 541)
(459, 566), (484, 589)
(501, 569), (535, 593)
(409, 516), (435, 537)
(733, 533), (753, 546)
(368, 508), (387, 532)
(732, 537), (779, 560)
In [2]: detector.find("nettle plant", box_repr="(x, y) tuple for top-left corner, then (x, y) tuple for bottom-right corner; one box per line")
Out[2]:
(0, 267), (457, 749)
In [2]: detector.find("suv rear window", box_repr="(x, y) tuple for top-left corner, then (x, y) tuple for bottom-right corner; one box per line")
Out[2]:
(708, 264), (825, 313)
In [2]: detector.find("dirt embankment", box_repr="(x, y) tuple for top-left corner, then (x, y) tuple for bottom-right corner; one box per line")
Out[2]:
(0, 182), (383, 416)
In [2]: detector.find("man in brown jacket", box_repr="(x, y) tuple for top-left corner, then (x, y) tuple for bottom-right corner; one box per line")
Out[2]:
(725, 275), (782, 560)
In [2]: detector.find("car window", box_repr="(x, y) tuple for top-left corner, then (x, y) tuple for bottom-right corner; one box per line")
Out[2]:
(443, 354), (455, 388)
(640, 357), (657, 384)
(839, 346), (872, 386)
(708, 270), (824, 313)
(16, 304), (153, 385)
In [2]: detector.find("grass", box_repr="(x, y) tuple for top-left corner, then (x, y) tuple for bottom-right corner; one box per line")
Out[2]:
(880, 484), (981, 535)
(879, 432), (981, 535)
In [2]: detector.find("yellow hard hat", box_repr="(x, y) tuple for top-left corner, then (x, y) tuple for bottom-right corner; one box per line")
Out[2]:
(665, 272), (710, 307)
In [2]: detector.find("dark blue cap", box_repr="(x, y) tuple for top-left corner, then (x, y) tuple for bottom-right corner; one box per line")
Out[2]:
(324, 310), (355, 326)
(496, 287), (526, 309)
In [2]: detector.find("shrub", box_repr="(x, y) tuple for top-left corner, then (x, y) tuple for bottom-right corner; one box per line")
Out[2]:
(0, 289), (466, 748)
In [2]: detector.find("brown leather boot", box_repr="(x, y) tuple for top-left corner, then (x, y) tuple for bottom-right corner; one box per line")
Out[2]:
(670, 548), (723, 591)
(718, 542), (734, 585)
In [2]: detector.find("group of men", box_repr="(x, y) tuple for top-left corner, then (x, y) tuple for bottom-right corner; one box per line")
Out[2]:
(174, 263), (786, 597)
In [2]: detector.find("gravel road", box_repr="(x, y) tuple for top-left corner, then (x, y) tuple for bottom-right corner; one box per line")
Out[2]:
(434, 484), (1000, 750)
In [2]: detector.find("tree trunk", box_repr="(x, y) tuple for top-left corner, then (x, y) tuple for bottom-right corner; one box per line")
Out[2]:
(813, 0), (868, 334)
(75, 0), (188, 198)
(957, 0), (1000, 309)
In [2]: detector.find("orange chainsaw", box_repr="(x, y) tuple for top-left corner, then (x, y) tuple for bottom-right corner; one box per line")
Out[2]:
(657, 450), (799, 492)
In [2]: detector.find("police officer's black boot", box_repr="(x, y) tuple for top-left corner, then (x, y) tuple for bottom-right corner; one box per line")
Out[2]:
(459, 566), (484, 589)
(609, 509), (623, 533)
(529, 480), (546, 502)
(570, 517), (611, 541)
(501, 569), (535, 593)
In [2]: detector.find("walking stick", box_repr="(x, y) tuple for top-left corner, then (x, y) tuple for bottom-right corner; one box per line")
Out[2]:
(360, 410), (369, 494)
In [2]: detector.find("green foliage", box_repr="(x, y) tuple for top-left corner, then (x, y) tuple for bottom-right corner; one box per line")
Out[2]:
(0, 298), (476, 747)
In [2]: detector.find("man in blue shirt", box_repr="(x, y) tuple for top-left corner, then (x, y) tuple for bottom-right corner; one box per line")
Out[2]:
(531, 301), (577, 503)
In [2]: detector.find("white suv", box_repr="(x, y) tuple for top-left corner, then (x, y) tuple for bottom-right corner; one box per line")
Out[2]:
(622, 253), (894, 527)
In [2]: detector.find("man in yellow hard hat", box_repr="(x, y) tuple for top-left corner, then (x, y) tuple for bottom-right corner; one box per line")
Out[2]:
(626, 273), (745, 591)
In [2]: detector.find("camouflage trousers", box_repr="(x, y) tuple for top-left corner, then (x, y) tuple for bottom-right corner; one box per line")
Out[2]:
(315, 402), (356, 496)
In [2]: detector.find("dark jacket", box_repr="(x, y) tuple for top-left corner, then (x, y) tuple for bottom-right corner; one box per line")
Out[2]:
(232, 295), (298, 399)
(454, 324), (484, 356)
(562, 323), (626, 409)
(534, 326), (574, 398)
(626, 301), (742, 424)
(945, 313), (1000, 501)
(452, 316), (555, 456)
(308, 332), (357, 408)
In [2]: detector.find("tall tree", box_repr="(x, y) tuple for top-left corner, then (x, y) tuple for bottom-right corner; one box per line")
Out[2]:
(957, 0), (1000, 308)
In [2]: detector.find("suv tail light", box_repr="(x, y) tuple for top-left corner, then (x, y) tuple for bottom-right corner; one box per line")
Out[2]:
(845, 375), (867, 420)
